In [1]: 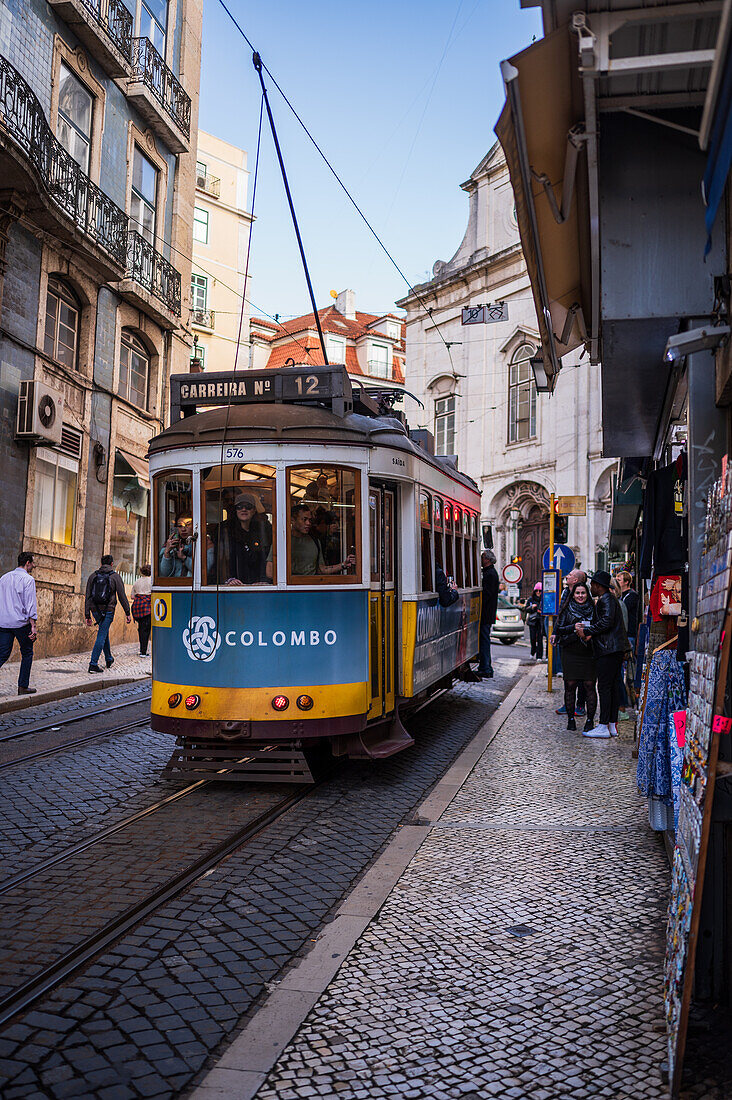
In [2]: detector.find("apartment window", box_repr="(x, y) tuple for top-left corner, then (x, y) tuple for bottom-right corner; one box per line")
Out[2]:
(435, 395), (455, 455)
(326, 335), (346, 363)
(44, 276), (80, 369)
(196, 159), (207, 186)
(119, 329), (149, 409)
(508, 343), (537, 443)
(31, 446), (78, 545)
(387, 321), (400, 340)
(191, 273), (208, 312)
(193, 206), (209, 243)
(130, 145), (157, 244)
(368, 343), (389, 379)
(190, 344), (205, 370)
(57, 63), (93, 173)
(133, 0), (167, 54)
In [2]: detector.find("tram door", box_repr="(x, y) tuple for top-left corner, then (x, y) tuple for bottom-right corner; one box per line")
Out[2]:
(368, 484), (396, 720)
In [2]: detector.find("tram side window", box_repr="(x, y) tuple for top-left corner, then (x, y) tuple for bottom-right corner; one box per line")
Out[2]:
(433, 497), (444, 572)
(419, 490), (433, 592)
(199, 463), (275, 586)
(463, 511), (472, 586)
(287, 466), (360, 583)
(454, 507), (463, 587)
(444, 501), (454, 582)
(156, 471), (194, 584)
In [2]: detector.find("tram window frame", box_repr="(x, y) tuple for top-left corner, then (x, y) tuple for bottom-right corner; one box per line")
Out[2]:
(286, 465), (362, 585)
(444, 500), (454, 583)
(455, 506), (464, 588)
(199, 462), (276, 588)
(463, 511), (472, 586)
(419, 489), (433, 593)
(433, 496), (444, 573)
(369, 490), (381, 584)
(154, 469), (194, 587)
(384, 492), (394, 582)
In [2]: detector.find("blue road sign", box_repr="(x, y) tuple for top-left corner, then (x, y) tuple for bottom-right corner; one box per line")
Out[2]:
(542, 544), (576, 574)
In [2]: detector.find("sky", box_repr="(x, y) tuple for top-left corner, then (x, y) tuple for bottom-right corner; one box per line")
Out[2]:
(197, 0), (543, 324)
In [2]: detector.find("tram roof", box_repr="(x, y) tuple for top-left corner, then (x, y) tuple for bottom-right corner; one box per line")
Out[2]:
(148, 402), (479, 494)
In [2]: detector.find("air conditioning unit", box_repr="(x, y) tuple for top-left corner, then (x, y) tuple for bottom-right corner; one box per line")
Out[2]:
(16, 380), (64, 445)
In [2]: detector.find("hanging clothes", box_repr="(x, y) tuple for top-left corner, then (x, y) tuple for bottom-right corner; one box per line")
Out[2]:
(637, 649), (686, 830)
(638, 456), (687, 580)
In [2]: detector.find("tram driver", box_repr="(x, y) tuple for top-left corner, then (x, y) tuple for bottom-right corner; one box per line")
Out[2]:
(265, 504), (355, 579)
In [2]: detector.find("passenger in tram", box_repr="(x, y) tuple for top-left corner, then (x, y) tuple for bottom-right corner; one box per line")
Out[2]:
(312, 508), (341, 567)
(160, 514), (194, 577)
(266, 503), (354, 578)
(216, 493), (272, 586)
(305, 472), (334, 505)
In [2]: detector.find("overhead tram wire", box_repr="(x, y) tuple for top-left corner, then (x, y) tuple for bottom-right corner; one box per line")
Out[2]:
(213, 0), (458, 379)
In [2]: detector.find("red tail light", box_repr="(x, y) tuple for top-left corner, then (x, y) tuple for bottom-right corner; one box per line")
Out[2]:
(272, 695), (289, 711)
(184, 694), (201, 710)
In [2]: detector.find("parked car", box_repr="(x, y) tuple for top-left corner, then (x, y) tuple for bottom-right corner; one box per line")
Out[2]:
(492, 594), (525, 645)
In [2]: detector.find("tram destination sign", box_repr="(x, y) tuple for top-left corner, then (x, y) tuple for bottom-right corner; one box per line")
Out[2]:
(170, 365), (354, 420)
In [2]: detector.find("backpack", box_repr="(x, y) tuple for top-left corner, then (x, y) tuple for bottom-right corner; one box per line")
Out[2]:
(90, 570), (114, 608)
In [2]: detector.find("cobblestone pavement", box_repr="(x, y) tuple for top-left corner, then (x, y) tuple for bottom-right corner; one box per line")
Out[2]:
(250, 670), (673, 1100)
(0, 657), (522, 1099)
(0, 642), (150, 714)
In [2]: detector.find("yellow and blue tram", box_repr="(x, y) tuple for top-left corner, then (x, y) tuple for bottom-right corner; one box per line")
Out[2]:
(148, 365), (482, 780)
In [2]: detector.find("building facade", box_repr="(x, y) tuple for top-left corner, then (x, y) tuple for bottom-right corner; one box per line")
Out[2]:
(397, 146), (613, 591)
(190, 131), (252, 373)
(0, 0), (202, 656)
(259, 290), (406, 392)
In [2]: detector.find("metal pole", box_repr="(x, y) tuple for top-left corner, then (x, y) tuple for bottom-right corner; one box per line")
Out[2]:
(548, 493), (555, 693)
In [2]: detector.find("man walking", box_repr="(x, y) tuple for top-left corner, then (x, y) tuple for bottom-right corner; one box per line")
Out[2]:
(478, 550), (499, 678)
(0, 552), (38, 695)
(576, 570), (628, 739)
(85, 555), (131, 673)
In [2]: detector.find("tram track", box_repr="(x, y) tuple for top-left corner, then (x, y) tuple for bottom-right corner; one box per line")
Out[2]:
(0, 692), (152, 744)
(0, 780), (316, 1029)
(0, 717), (151, 771)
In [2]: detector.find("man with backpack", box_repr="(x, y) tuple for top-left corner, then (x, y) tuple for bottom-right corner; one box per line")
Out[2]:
(84, 555), (132, 673)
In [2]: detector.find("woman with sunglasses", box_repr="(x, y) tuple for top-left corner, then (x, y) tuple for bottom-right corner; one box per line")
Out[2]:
(216, 492), (273, 585)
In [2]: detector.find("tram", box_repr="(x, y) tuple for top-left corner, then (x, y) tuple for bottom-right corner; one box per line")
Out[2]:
(148, 365), (482, 781)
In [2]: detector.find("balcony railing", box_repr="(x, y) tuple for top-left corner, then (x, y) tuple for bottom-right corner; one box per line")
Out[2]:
(130, 38), (191, 142)
(196, 171), (220, 198)
(79, 0), (132, 62)
(126, 229), (181, 316)
(0, 56), (128, 267)
(191, 308), (214, 329)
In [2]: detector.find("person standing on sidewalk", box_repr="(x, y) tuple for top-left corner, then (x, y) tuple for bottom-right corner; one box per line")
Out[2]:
(477, 550), (499, 678)
(0, 552), (38, 695)
(130, 564), (152, 657)
(85, 555), (131, 673)
(575, 570), (629, 739)
(554, 581), (597, 732)
(526, 583), (544, 659)
(552, 569), (588, 716)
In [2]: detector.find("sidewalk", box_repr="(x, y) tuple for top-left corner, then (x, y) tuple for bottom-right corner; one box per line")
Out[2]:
(193, 667), (670, 1100)
(0, 641), (150, 714)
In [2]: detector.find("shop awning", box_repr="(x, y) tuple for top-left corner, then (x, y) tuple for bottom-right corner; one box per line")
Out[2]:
(608, 461), (645, 555)
(495, 27), (588, 392)
(113, 449), (150, 517)
(701, 0), (732, 255)
(115, 448), (150, 490)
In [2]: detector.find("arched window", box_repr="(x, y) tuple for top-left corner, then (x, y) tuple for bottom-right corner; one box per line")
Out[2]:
(44, 276), (80, 369)
(508, 343), (537, 443)
(119, 329), (150, 409)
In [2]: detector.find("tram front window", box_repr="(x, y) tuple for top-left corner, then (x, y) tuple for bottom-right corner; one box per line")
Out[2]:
(155, 471), (194, 584)
(286, 466), (360, 582)
(201, 463), (275, 586)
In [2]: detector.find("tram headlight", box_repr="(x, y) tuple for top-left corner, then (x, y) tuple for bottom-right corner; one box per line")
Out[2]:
(272, 695), (289, 711)
(184, 694), (201, 710)
(168, 693), (182, 708)
(296, 695), (314, 711)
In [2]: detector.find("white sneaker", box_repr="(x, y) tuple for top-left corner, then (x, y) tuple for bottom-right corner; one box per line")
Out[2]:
(583, 723), (611, 739)
(609, 722), (618, 737)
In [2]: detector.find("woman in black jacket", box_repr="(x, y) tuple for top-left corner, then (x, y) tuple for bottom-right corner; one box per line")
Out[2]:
(575, 570), (629, 739)
(554, 581), (597, 732)
(526, 583), (544, 659)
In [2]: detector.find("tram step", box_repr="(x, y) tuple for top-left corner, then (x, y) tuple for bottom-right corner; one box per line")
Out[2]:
(161, 743), (314, 783)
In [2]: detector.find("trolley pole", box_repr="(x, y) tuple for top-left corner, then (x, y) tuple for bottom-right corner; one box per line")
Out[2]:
(548, 493), (555, 693)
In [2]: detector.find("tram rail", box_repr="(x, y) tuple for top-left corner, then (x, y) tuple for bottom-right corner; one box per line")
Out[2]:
(0, 692), (152, 744)
(0, 781), (315, 1028)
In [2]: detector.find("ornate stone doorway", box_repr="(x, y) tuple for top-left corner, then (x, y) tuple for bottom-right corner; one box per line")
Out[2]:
(518, 505), (550, 595)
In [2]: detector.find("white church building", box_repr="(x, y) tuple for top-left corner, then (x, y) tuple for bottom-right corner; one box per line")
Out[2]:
(397, 144), (616, 593)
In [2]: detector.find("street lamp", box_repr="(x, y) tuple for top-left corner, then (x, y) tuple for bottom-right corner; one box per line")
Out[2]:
(530, 354), (553, 392)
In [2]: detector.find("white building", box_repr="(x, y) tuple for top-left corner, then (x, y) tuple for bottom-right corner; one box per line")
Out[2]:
(397, 144), (615, 593)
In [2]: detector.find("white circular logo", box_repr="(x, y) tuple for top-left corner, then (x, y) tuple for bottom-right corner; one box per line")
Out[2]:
(154, 598), (168, 622)
(182, 616), (221, 662)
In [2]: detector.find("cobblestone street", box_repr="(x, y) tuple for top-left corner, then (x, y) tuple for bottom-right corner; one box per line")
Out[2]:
(0, 643), (150, 715)
(194, 665), (676, 1100)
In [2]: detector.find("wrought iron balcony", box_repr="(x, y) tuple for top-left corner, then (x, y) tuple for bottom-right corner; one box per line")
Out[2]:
(126, 229), (181, 317)
(128, 38), (191, 152)
(196, 171), (220, 198)
(0, 55), (127, 270)
(191, 308), (214, 329)
(46, 0), (132, 76)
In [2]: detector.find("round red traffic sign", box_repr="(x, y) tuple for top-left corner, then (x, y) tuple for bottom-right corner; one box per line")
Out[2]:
(502, 563), (523, 584)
